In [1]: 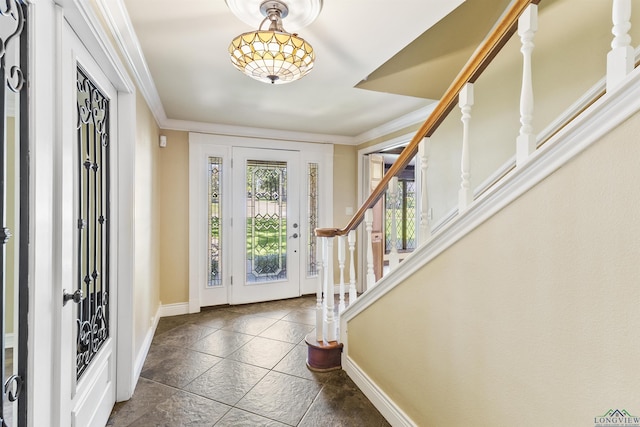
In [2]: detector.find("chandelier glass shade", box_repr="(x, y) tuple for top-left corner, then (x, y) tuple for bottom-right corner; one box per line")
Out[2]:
(228, 1), (315, 84)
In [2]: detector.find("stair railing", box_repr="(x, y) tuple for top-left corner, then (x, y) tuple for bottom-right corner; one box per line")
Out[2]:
(306, 0), (637, 369)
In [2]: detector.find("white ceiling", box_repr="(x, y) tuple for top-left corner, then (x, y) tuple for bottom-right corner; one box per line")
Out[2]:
(114, 0), (467, 141)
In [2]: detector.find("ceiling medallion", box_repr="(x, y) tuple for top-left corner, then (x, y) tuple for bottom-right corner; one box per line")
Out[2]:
(228, 0), (316, 84)
(225, 0), (322, 31)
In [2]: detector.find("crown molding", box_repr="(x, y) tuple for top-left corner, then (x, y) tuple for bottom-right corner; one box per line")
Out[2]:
(97, 0), (167, 123)
(160, 105), (434, 146)
(161, 118), (353, 144)
(351, 103), (436, 146)
(60, 0), (135, 94)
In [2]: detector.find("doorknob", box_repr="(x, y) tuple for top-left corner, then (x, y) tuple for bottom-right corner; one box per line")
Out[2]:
(290, 233), (299, 239)
(63, 289), (83, 306)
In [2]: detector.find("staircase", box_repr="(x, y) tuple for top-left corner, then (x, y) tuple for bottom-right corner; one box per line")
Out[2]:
(307, 0), (640, 425)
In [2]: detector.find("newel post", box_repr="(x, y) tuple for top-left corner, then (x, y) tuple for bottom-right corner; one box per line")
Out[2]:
(315, 236), (325, 342)
(324, 236), (336, 342)
(516, 3), (538, 166)
(607, 0), (634, 92)
(306, 232), (343, 372)
(458, 82), (474, 211)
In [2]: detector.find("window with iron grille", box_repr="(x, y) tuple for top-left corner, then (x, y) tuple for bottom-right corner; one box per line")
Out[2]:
(385, 178), (416, 253)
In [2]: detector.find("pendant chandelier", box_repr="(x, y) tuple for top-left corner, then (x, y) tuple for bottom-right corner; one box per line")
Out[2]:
(228, 0), (315, 84)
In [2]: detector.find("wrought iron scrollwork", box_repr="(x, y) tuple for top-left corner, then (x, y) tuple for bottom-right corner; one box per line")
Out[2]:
(0, 0), (26, 92)
(76, 295), (108, 376)
(76, 67), (110, 379)
(3, 375), (22, 402)
(0, 227), (11, 244)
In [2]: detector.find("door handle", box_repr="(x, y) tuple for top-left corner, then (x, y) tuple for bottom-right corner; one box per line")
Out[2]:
(63, 289), (83, 306)
(290, 233), (299, 239)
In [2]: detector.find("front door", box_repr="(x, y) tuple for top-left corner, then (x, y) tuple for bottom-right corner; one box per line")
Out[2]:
(190, 135), (330, 309)
(59, 21), (116, 427)
(231, 148), (301, 304)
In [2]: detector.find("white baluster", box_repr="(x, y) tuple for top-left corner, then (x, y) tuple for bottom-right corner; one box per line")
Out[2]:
(607, 0), (634, 91)
(388, 176), (399, 270)
(364, 208), (376, 290)
(516, 4), (538, 166)
(348, 230), (357, 304)
(315, 236), (324, 342)
(419, 137), (431, 242)
(458, 82), (474, 211)
(324, 237), (336, 342)
(338, 235), (346, 314)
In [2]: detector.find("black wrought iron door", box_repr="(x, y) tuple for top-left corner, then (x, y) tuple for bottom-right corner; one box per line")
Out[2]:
(0, 1), (29, 425)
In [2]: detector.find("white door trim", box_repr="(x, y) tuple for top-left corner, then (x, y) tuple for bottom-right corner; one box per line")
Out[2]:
(188, 132), (333, 312)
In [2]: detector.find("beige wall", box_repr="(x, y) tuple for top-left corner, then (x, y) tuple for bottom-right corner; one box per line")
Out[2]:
(331, 144), (358, 229)
(91, 0), (163, 357)
(331, 144), (358, 283)
(157, 129), (190, 304)
(347, 110), (640, 426)
(133, 90), (161, 353)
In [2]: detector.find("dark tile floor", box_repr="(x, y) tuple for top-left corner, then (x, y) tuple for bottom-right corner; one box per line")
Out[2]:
(107, 296), (390, 426)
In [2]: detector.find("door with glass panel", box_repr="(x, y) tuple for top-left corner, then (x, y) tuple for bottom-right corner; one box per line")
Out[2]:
(59, 21), (116, 427)
(198, 145), (322, 307)
(231, 148), (301, 304)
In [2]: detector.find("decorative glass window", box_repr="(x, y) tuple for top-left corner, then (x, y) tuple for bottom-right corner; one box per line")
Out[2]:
(385, 179), (417, 252)
(245, 160), (288, 283)
(208, 157), (222, 286)
(307, 163), (319, 277)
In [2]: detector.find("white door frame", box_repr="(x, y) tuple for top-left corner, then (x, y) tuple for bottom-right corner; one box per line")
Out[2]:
(188, 132), (333, 313)
(29, 1), (136, 425)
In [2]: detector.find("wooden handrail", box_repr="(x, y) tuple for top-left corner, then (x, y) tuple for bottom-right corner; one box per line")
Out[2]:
(316, 0), (540, 239)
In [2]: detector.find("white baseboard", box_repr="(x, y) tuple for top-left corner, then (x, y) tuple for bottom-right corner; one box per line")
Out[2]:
(159, 302), (190, 317)
(133, 305), (161, 382)
(343, 356), (416, 427)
